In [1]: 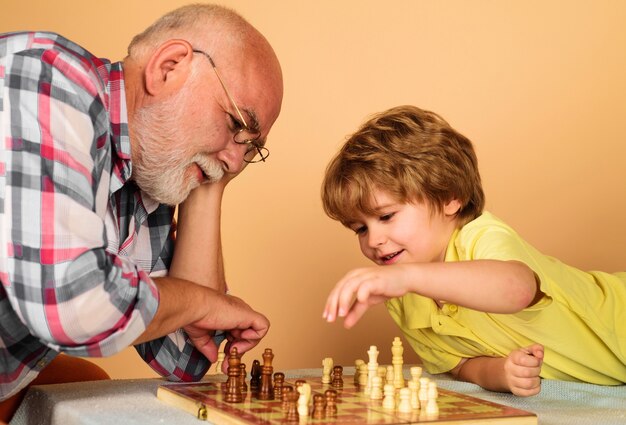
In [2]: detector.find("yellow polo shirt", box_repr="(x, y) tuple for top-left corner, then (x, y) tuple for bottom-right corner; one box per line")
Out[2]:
(386, 211), (626, 384)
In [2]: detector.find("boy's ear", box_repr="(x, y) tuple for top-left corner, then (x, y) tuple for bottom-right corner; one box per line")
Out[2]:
(443, 199), (462, 216)
(144, 39), (195, 96)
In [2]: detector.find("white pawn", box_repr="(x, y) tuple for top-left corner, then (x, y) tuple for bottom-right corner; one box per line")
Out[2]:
(385, 365), (394, 386)
(214, 352), (225, 375)
(425, 382), (439, 416)
(382, 384), (395, 410)
(397, 387), (412, 413)
(370, 376), (383, 400)
(408, 380), (420, 410)
(297, 383), (312, 416)
(358, 363), (368, 387)
(322, 357), (333, 384)
(418, 377), (430, 407)
(354, 359), (365, 385)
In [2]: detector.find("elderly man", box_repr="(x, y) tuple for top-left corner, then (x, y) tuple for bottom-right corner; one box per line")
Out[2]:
(0, 3), (282, 420)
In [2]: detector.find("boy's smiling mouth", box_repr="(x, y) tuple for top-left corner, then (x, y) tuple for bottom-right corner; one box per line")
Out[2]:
(380, 250), (404, 264)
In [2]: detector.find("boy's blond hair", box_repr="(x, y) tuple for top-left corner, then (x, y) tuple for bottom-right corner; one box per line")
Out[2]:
(322, 105), (485, 227)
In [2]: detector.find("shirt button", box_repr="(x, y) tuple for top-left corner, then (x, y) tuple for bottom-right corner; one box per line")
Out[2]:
(448, 304), (458, 313)
(36, 359), (48, 368)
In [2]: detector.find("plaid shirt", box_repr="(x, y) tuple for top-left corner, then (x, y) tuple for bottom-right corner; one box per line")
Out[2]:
(0, 32), (210, 400)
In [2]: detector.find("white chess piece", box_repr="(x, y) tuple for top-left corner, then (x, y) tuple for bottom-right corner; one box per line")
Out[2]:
(366, 345), (379, 396)
(322, 357), (333, 384)
(297, 383), (312, 416)
(214, 352), (225, 375)
(397, 387), (412, 413)
(425, 382), (439, 416)
(370, 376), (383, 400)
(418, 377), (430, 407)
(358, 363), (368, 387)
(392, 337), (404, 389)
(382, 384), (395, 410)
(385, 365), (394, 386)
(410, 366), (422, 384)
(354, 359), (365, 385)
(409, 380), (420, 410)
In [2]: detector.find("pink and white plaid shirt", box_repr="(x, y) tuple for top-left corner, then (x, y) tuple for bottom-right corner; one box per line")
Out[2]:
(0, 32), (211, 400)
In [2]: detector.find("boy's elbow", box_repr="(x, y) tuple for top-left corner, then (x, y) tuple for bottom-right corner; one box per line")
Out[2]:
(508, 261), (541, 311)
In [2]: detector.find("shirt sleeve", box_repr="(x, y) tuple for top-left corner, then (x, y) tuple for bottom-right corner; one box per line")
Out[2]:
(1, 42), (159, 357)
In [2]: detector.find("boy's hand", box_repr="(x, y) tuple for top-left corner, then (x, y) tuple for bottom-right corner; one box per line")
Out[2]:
(323, 265), (410, 328)
(504, 344), (544, 396)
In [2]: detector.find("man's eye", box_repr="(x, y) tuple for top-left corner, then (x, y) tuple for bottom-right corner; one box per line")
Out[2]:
(228, 114), (244, 130)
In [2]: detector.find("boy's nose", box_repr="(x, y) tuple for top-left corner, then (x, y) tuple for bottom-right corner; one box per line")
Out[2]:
(367, 229), (386, 248)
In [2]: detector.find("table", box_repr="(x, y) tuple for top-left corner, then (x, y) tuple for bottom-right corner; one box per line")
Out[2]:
(11, 368), (626, 425)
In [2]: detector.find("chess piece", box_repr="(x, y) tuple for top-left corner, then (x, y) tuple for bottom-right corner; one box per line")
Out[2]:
(224, 347), (243, 403)
(297, 382), (311, 416)
(410, 366), (422, 384)
(377, 365), (386, 383)
(382, 384), (395, 410)
(358, 363), (368, 387)
(324, 389), (338, 416)
(418, 377), (430, 408)
(250, 359), (261, 392)
(385, 365), (394, 385)
(354, 359), (365, 385)
(425, 382), (439, 416)
(322, 357), (333, 384)
(331, 365), (343, 387)
(366, 345), (379, 396)
(238, 363), (248, 392)
(397, 387), (412, 413)
(409, 379), (420, 410)
(214, 352), (225, 374)
(273, 372), (285, 399)
(257, 348), (274, 400)
(282, 385), (294, 411)
(370, 376), (383, 400)
(285, 389), (299, 422)
(392, 337), (404, 389)
(312, 394), (326, 419)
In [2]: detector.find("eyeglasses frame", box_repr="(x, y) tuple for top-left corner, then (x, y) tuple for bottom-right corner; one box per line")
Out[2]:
(192, 48), (269, 163)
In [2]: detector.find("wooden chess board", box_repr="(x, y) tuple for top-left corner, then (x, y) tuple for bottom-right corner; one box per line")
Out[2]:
(157, 374), (537, 424)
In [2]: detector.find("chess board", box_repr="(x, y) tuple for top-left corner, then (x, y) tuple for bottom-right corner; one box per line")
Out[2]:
(157, 375), (537, 424)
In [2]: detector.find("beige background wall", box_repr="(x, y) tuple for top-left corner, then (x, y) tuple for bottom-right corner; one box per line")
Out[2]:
(2, 1), (624, 379)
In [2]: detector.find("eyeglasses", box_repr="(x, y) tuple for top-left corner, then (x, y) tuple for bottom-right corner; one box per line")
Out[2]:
(193, 49), (269, 163)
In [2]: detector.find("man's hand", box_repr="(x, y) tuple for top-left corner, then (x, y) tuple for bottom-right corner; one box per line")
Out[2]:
(503, 344), (544, 396)
(183, 292), (270, 364)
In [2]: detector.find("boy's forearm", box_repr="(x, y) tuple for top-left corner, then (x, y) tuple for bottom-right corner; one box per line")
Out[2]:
(171, 182), (226, 292)
(453, 356), (511, 393)
(405, 260), (538, 313)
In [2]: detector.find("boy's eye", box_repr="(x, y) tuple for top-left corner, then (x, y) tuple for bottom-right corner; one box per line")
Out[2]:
(353, 225), (367, 235)
(380, 213), (395, 222)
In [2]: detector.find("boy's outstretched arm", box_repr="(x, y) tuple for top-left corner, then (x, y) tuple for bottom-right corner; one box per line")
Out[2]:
(450, 344), (544, 396)
(323, 259), (540, 328)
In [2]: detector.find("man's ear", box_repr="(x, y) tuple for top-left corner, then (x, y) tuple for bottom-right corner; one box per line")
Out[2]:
(443, 199), (462, 216)
(144, 39), (195, 96)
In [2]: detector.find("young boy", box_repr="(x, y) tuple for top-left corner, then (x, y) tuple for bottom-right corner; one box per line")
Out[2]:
(321, 105), (626, 396)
